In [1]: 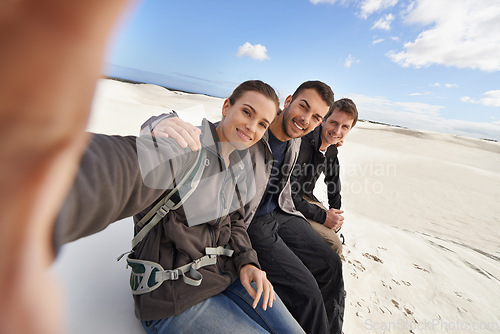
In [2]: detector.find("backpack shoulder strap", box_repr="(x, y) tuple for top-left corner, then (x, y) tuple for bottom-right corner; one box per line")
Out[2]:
(131, 148), (207, 250)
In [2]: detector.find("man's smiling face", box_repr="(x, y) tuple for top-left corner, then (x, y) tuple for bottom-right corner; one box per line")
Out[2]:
(321, 108), (354, 147)
(280, 88), (330, 140)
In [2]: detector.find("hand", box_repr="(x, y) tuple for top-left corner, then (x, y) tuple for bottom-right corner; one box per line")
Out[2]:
(324, 208), (344, 231)
(336, 139), (344, 147)
(153, 117), (202, 151)
(239, 264), (275, 310)
(0, 1), (129, 334)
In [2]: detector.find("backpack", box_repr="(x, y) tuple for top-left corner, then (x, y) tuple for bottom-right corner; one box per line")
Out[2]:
(117, 148), (233, 295)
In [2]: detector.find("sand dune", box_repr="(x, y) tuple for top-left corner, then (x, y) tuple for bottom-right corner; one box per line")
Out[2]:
(51, 79), (500, 333)
(334, 122), (500, 332)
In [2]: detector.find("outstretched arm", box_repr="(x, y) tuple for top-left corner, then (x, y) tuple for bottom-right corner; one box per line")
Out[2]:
(0, 1), (134, 333)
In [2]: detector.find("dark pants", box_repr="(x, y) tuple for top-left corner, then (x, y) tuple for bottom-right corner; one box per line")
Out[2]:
(247, 210), (344, 334)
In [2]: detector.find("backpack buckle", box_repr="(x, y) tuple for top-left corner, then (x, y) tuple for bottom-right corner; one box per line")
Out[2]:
(157, 207), (168, 218)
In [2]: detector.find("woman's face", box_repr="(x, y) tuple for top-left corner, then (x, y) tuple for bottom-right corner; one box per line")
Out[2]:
(218, 90), (277, 150)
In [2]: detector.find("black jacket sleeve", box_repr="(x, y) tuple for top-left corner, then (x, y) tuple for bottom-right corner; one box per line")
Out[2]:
(325, 155), (341, 210)
(292, 189), (327, 223)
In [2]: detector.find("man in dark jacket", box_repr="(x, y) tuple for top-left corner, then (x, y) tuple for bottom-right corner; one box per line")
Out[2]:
(291, 98), (358, 260)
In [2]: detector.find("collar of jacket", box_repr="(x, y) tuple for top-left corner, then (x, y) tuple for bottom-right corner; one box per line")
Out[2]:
(257, 129), (273, 165)
(307, 124), (338, 158)
(199, 118), (248, 168)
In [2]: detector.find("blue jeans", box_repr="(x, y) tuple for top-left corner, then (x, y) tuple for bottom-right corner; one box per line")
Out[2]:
(141, 279), (304, 334)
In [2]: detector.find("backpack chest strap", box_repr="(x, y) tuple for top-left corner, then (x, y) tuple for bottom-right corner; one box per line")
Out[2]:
(127, 246), (233, 295)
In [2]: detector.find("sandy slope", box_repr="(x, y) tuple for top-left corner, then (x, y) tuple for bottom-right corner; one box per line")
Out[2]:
(331, 122), (500, 333)
(51, 79), (500, 333)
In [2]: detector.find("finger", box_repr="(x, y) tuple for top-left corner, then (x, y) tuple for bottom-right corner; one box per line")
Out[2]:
(241, 277), (257, 300)
(178, 126), (202, 151)
(270, 285), (275, 308)
(150, 128), (170, 139)
(153, 124), (188, 144)
(163, 131), (188, 148)
(264, 280), (275, 310)
(153, 122), (202, 151)
(171, 120), (202, 151)
(253, 279), (263, 309)
(181, 133), (200, 151)
(262, 281), (270, 311)
(158, 123), (194, 149)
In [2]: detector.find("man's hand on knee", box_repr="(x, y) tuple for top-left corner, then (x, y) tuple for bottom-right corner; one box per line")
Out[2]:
(324, 208), (344, 231)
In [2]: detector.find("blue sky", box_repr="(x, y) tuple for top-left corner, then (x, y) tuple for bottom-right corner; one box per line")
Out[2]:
(105, 0), (500, 141)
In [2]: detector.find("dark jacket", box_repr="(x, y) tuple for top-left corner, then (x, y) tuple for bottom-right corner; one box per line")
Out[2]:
(290, 125), (341, 224)
(54, 119), (260, 321)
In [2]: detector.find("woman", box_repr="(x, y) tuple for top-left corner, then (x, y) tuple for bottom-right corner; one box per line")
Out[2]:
(55, 80), (304, 333)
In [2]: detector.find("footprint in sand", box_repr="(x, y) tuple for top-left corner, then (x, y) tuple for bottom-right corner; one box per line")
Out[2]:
(348, 259), (366, 272)
(391, 279), (412, 286)
(380, 306), (393, 315)
(363, 253), (383, 263)
(381, 280), (393, 290)
(413, 263), (430, 273)
(391, 299), (417, 323)
(391, 299), (400, 309)
(454, 291), (473, 303)
(404, 307), (414, 316)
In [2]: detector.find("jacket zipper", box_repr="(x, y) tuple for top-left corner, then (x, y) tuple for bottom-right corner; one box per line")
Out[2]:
(208, 224), (232, 280)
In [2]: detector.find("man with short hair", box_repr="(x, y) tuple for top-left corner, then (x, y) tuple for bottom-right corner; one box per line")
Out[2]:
(291, 98), (358, 260)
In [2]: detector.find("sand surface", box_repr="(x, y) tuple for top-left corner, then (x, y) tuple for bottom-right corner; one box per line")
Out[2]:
(51, 79), (500, 333)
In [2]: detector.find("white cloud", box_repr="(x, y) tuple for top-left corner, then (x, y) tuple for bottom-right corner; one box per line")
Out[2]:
(350, 93), (500, 140)
(345, 54), (360, 68)
(236, 42), (270, 61)
(359, 0), (398, 18)
(371, 13), (395, 30)
(372, 38), (385, 45)
(410, 91), (431, 96)
(388, 0), (500, 72)
(482, 91), (500, 106)
(461, 90), (500, 107)
(430, 82), (458, 88)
